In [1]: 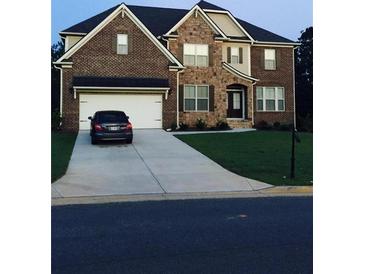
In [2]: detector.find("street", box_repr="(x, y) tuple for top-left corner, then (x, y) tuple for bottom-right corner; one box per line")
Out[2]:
(52, 197), (312, 274)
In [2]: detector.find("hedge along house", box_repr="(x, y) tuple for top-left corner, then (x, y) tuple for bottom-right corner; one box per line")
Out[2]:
(54, 1), (299, 131)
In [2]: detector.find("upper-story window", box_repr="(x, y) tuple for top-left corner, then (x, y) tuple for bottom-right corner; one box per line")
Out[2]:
(256, 87), (285, 111)
(183, 44), (208, 67)
(231, 47), (239, 64)
(117, 34), (128, 55)
(264, 49), (276, 70)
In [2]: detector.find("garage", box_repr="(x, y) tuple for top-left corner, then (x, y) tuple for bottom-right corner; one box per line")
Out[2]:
(79, 93), (163, 130)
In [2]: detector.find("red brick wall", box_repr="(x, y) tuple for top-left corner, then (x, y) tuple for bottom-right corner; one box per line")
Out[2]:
(61, 11), (176, 131)
(251, 46), (295, 125)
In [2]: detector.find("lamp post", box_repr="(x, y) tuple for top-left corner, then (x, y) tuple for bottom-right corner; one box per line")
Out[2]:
(290, 124), (300, 179)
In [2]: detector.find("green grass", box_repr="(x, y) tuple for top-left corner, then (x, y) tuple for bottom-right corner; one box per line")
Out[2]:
(175, 131), (313, 186)
(51, 132), (77, 183)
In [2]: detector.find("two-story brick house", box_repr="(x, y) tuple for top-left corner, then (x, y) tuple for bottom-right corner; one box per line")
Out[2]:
(54, 1), (299, 131)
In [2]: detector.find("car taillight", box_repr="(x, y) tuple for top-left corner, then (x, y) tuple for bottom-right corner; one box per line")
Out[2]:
(94, 124), (103, 131)
(126, 122), (132, 129)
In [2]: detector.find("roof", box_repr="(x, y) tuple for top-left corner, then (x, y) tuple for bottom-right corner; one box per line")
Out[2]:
(61, 1), (295, 44)
(73, 76), (170, 88)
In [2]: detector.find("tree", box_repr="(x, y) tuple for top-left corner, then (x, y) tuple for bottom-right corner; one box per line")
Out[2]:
(295, 27), (313, 131)
(51, 41), (65, 112)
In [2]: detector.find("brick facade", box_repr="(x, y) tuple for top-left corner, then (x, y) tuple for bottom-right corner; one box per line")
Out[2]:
(251, 46), (295, 125)
(61, 12), (177, 131)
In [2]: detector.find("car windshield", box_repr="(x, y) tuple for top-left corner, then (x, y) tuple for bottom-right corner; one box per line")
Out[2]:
(98, 112), (128, 123)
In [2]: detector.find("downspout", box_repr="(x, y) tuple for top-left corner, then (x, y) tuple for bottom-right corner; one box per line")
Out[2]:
(292, 46), (298, 129)
(54, 64), (63, 116)
(176, 69), (183, 128)
(252, 81), (257, 126)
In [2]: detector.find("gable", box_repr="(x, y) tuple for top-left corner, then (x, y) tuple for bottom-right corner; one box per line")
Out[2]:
(206, 12), (246, 37)
(56, 4), (183, 67)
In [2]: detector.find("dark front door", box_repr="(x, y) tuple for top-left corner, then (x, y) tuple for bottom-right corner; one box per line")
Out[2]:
(227, 91), (243, 118)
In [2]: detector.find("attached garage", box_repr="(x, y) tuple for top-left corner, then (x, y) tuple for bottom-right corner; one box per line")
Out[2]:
(79, 93), (163, 130)
(73, 76), (170, 130)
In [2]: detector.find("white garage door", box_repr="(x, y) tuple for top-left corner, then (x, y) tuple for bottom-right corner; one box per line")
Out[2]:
(79, 93), (163, 130)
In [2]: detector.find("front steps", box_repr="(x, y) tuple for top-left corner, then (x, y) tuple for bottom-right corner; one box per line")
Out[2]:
(226, 119), (253, 128)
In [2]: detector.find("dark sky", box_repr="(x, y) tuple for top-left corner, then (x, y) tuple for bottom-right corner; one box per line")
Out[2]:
(52, 0), (312, 44)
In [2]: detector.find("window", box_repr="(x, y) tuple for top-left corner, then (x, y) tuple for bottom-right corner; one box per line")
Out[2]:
(264, 49), (276, 70)
(233, 93), (240, 109)
(117, 34), (128, 54)
(256, 87), (285, 111)
(231, 47), (239, 64)
(184, 85), (209, 111)
(183, 44), (208, 67)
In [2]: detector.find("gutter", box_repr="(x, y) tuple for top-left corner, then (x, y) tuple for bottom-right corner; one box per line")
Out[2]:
(292, 46), (299, 129)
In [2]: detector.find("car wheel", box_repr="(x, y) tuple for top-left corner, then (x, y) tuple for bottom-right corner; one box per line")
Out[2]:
(91, 136), (97, 145)
(126, 138), (133, 144)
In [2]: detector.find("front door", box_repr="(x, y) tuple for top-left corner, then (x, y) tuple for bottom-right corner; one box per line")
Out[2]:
(227, 91), (243, 118)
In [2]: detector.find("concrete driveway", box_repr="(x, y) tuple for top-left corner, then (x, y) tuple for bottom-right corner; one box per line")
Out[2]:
(52, 130), (271, 198)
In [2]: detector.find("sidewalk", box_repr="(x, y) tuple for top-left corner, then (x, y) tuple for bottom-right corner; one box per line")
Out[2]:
(52, 186), (313, 206)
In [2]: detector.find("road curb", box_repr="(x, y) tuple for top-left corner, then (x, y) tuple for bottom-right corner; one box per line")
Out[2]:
(51, 186), (312, 206)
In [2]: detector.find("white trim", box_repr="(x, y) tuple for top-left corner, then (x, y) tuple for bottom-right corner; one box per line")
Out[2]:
(292, 47), (297, 129)
(59, 31), (87, 36)
(164, 5), (227, 39)
(57, 4), (184, 68)
(54, 66), (63, 115)
(202, 9), (228, 14)
(222, 62), (259, 82)
(73, 86), (170, 91)
(53, 61), (73, 65)
(253, 41), (300, 47)
(183, 84), (209, 112)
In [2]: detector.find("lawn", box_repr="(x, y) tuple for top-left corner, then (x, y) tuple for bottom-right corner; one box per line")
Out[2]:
(51, 132), (77, 183)
(175, 130), (313, 186)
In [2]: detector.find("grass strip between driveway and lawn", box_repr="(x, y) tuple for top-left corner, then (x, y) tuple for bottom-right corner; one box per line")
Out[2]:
(51, 132), (77, 183)
(175, 130), (313, 186)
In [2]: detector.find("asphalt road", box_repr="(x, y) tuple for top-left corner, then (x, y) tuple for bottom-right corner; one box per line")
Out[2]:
(52, 197), (312, 274)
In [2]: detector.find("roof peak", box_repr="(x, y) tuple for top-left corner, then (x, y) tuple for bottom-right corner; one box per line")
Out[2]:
(196, 0), (226, 11)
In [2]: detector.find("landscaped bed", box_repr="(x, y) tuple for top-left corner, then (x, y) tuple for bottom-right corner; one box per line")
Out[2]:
(51, 132), (77, 182)
(175, 130), (313, 186)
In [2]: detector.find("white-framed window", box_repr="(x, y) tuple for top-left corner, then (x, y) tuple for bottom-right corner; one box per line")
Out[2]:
(117, 34), (128, 55)
(256, 87), (285, 111)
(231, 47), (239, 64)
(184, 85), (209, 111)
(183, 44), (208, 67)
(264, 49), (276, 70)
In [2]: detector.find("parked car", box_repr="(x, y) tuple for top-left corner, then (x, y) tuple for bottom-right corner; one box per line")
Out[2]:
(88, 110), (133, 145)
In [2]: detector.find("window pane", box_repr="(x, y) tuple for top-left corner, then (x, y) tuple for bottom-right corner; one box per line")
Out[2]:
(231, 47), (239, 56)
(197, 86), (208, 98)
(233, 93), (240, 109)
(197, 99), (208, 111)
(265, 88), (275, 99)
(184, 55), (195, 66)
(265, 49), (275, 60)
(265, 60), (276, 70)
(277, 88), (284, 99)
(231, 56), (239, 64)
(257, 99), (263, 111)
(184, 86), (195, 98)
(117, 45), (128, 54)
(266, 99), (275, 111)
(197, 56), (208, 67)
(184, 44), (195, 55)
(256, 87), (263, 99)
(196, 45), (208, 56)
(117, 34), (128, 45)
(278, 100), (284, 111)
(184, 99), (195, 111)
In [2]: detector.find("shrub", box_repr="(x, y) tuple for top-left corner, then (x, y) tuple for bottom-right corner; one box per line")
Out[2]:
(52, 109), (63, 131)
(179, 122), (189, 131)
(255, 120), (272, 130)
(170, 122), (177, 131)
(273, 121), (281, 128)
(195, 118), (207, 130)
(216, 120), (230, 130)
(279, 124), (291, 131)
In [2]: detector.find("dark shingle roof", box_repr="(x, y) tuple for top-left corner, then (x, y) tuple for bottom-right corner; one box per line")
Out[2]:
(61, 1), (295, 43)
(73, 76), (169, 88)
